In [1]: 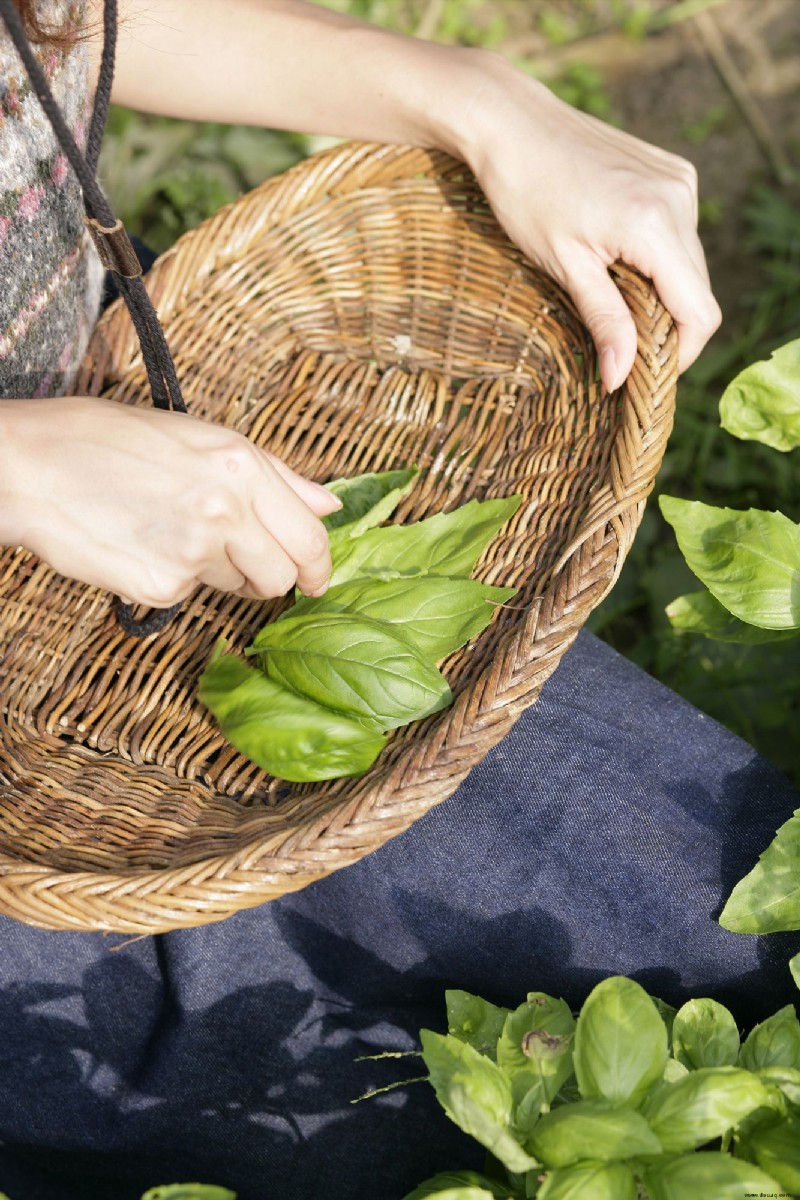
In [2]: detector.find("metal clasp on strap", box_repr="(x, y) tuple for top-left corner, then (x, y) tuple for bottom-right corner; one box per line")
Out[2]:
(84, 215), (143, 279)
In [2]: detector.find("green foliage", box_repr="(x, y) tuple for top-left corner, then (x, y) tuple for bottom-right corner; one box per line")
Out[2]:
(670, 998), (739, 1070)
(591, 184), (800, 786)
(720, 808), (800, 933)
(403, 977), (797, 1200)
(447, 990), (512, 1061)
(249, 611), (453, 730)
(720, 338), (800, 452)
(197, 643), (387, 780)
(420, 1030), (537, 1172)
(572, 977), (667, 1107)
(659, 498), (800, 631)
(287, 576), (517, 662)
(327, 495), (521, 588)
(200, 468), (518, 779)
(141, 1189), (236, 1200)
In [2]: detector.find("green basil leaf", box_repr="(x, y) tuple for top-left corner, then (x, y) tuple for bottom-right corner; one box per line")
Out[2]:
(536, 1161), (637, 1200)
(529, 1099), (661, 1168)
(659, 497), (800, 630)
(330, 495), (522, 587)
(249, 613), (451, 731)
(719, 336), (800, 452)
(650, 996), (678, 1043)
(141, 1189), (237, 1200)
(640, 1066), (769, 1151)
(643, 1151), (785, 1200)
(446, 990), (511, 1061)
(791, 952), (800, 992)
(743, 1112), (800, 1192)
(497, 994), (576, 1108)
(671, 998), (740, 1069)
(287, 577), (516, 661)
(324, 466), (418, 534)
(720, 809), (800, 933)
(739, 1004), (800, 1072)
(401, 1171), (514, 1200)
(573, 976), (668, 1107)
(662, 1059), (689, 1083)
(198, 648), (385, 781)
(757, 1065), (800, 1109)
(666, 590), (796, 644)
(420, 1030), (537, 1173)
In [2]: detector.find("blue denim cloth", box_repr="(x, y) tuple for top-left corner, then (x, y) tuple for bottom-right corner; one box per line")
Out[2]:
(0, 630), (798, 1200)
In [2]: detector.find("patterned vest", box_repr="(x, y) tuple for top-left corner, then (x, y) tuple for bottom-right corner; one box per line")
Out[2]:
(0, 1), (103, 398)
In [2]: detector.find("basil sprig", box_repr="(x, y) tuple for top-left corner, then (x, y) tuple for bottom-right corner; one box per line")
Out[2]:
(199, 467), (520, 781)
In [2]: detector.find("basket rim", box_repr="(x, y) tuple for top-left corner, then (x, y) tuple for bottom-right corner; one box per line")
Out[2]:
(0, 140), (678, 932)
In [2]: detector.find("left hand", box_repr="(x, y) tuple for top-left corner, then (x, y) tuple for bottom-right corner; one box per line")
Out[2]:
(451, 53), (722, 390)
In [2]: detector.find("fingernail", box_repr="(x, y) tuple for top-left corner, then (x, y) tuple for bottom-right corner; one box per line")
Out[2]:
(600, 347), (621, 392)
(314, 483), (342, 509)
(307, 580), (331, 598)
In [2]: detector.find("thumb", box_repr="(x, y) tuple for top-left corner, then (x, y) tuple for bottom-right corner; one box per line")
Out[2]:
(561, 254), (638, 392)
(260, 449), (343, 517)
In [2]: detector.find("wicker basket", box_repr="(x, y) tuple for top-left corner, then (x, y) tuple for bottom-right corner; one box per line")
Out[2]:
(0, 142), (677, 933)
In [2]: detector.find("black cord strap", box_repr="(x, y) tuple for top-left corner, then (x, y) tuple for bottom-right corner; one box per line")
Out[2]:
(0, 0), (183, 637)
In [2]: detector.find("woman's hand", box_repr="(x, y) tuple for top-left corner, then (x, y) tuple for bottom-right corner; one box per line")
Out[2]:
(453, 54), (722, 391)
(0, 397), (340, 607)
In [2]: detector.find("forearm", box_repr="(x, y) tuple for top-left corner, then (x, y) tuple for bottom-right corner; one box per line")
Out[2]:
(107, 0), (490, 159)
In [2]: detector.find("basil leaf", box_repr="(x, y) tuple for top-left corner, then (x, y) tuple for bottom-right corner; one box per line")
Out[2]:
(446, 990), (511, 1061)
(792, 952), (800, 992)
(662, 1058), (689, 1083)
(536, 1161), (637, 1200)
(671, 998), (740, 1069)
(666, 590), (796, 644)
(529, 1099), (660, 1168)
(287, 576), (516, 661)
(419, 1030), (537, 1173)
(743, 1113), (800, 1192)
(401, 1172), (513, 1200)
(141, 1189), (237, 1200)
(739, 1004), (800, 1072)
(330, 495), (522, 587)
(573, 976), (668, 1107)
(719, 336), (800, 452)
(659, 496), (800, 630)
(324, 466), (418, 533)
(640, 1066), (769, 1151)
(497, 994), (575, 1108)
(650, 996), (678, 1043)
(720, 809), (800, 933)
(198, 648), (385, 781)
(757, 1065), (800, 1108)
(643, 1152), (785, 1200)
(249, 613), (452, 731)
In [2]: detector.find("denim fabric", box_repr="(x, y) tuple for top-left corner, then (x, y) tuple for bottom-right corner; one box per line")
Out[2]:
(0, 630), (797, 1200)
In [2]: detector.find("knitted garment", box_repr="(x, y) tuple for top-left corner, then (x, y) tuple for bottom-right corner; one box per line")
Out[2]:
(0, 1), (103, 399)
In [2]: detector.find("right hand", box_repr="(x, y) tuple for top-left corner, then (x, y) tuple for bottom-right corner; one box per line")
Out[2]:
(0, 396), (341, 607)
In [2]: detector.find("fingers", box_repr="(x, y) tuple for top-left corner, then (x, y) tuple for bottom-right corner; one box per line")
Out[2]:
(261, 449), (342, 517)
(632, 228), (722, 373)
(559, 252), (639, 391)
(247, 466), (334, 598)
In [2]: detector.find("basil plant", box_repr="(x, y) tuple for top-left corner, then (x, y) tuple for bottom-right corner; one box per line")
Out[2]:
(402, 975), (800, 1199)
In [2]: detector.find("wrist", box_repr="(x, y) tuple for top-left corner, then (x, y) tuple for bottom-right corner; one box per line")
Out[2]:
(441, 50), (563, 175)
(0, 399), (48, 547)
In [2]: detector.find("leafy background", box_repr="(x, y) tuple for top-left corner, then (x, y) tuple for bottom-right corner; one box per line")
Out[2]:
(97, 0), (800, 785)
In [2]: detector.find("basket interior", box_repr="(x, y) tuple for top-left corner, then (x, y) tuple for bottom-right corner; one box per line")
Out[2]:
(0, 175), (627, 873)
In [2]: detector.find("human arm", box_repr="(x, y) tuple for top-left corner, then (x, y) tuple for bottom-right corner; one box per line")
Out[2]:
(99, 0), (721, 390)
(0, 397), (340, 606)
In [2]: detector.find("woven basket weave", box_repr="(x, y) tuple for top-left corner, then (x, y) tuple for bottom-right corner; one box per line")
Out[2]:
(0, 142), (677, 933)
